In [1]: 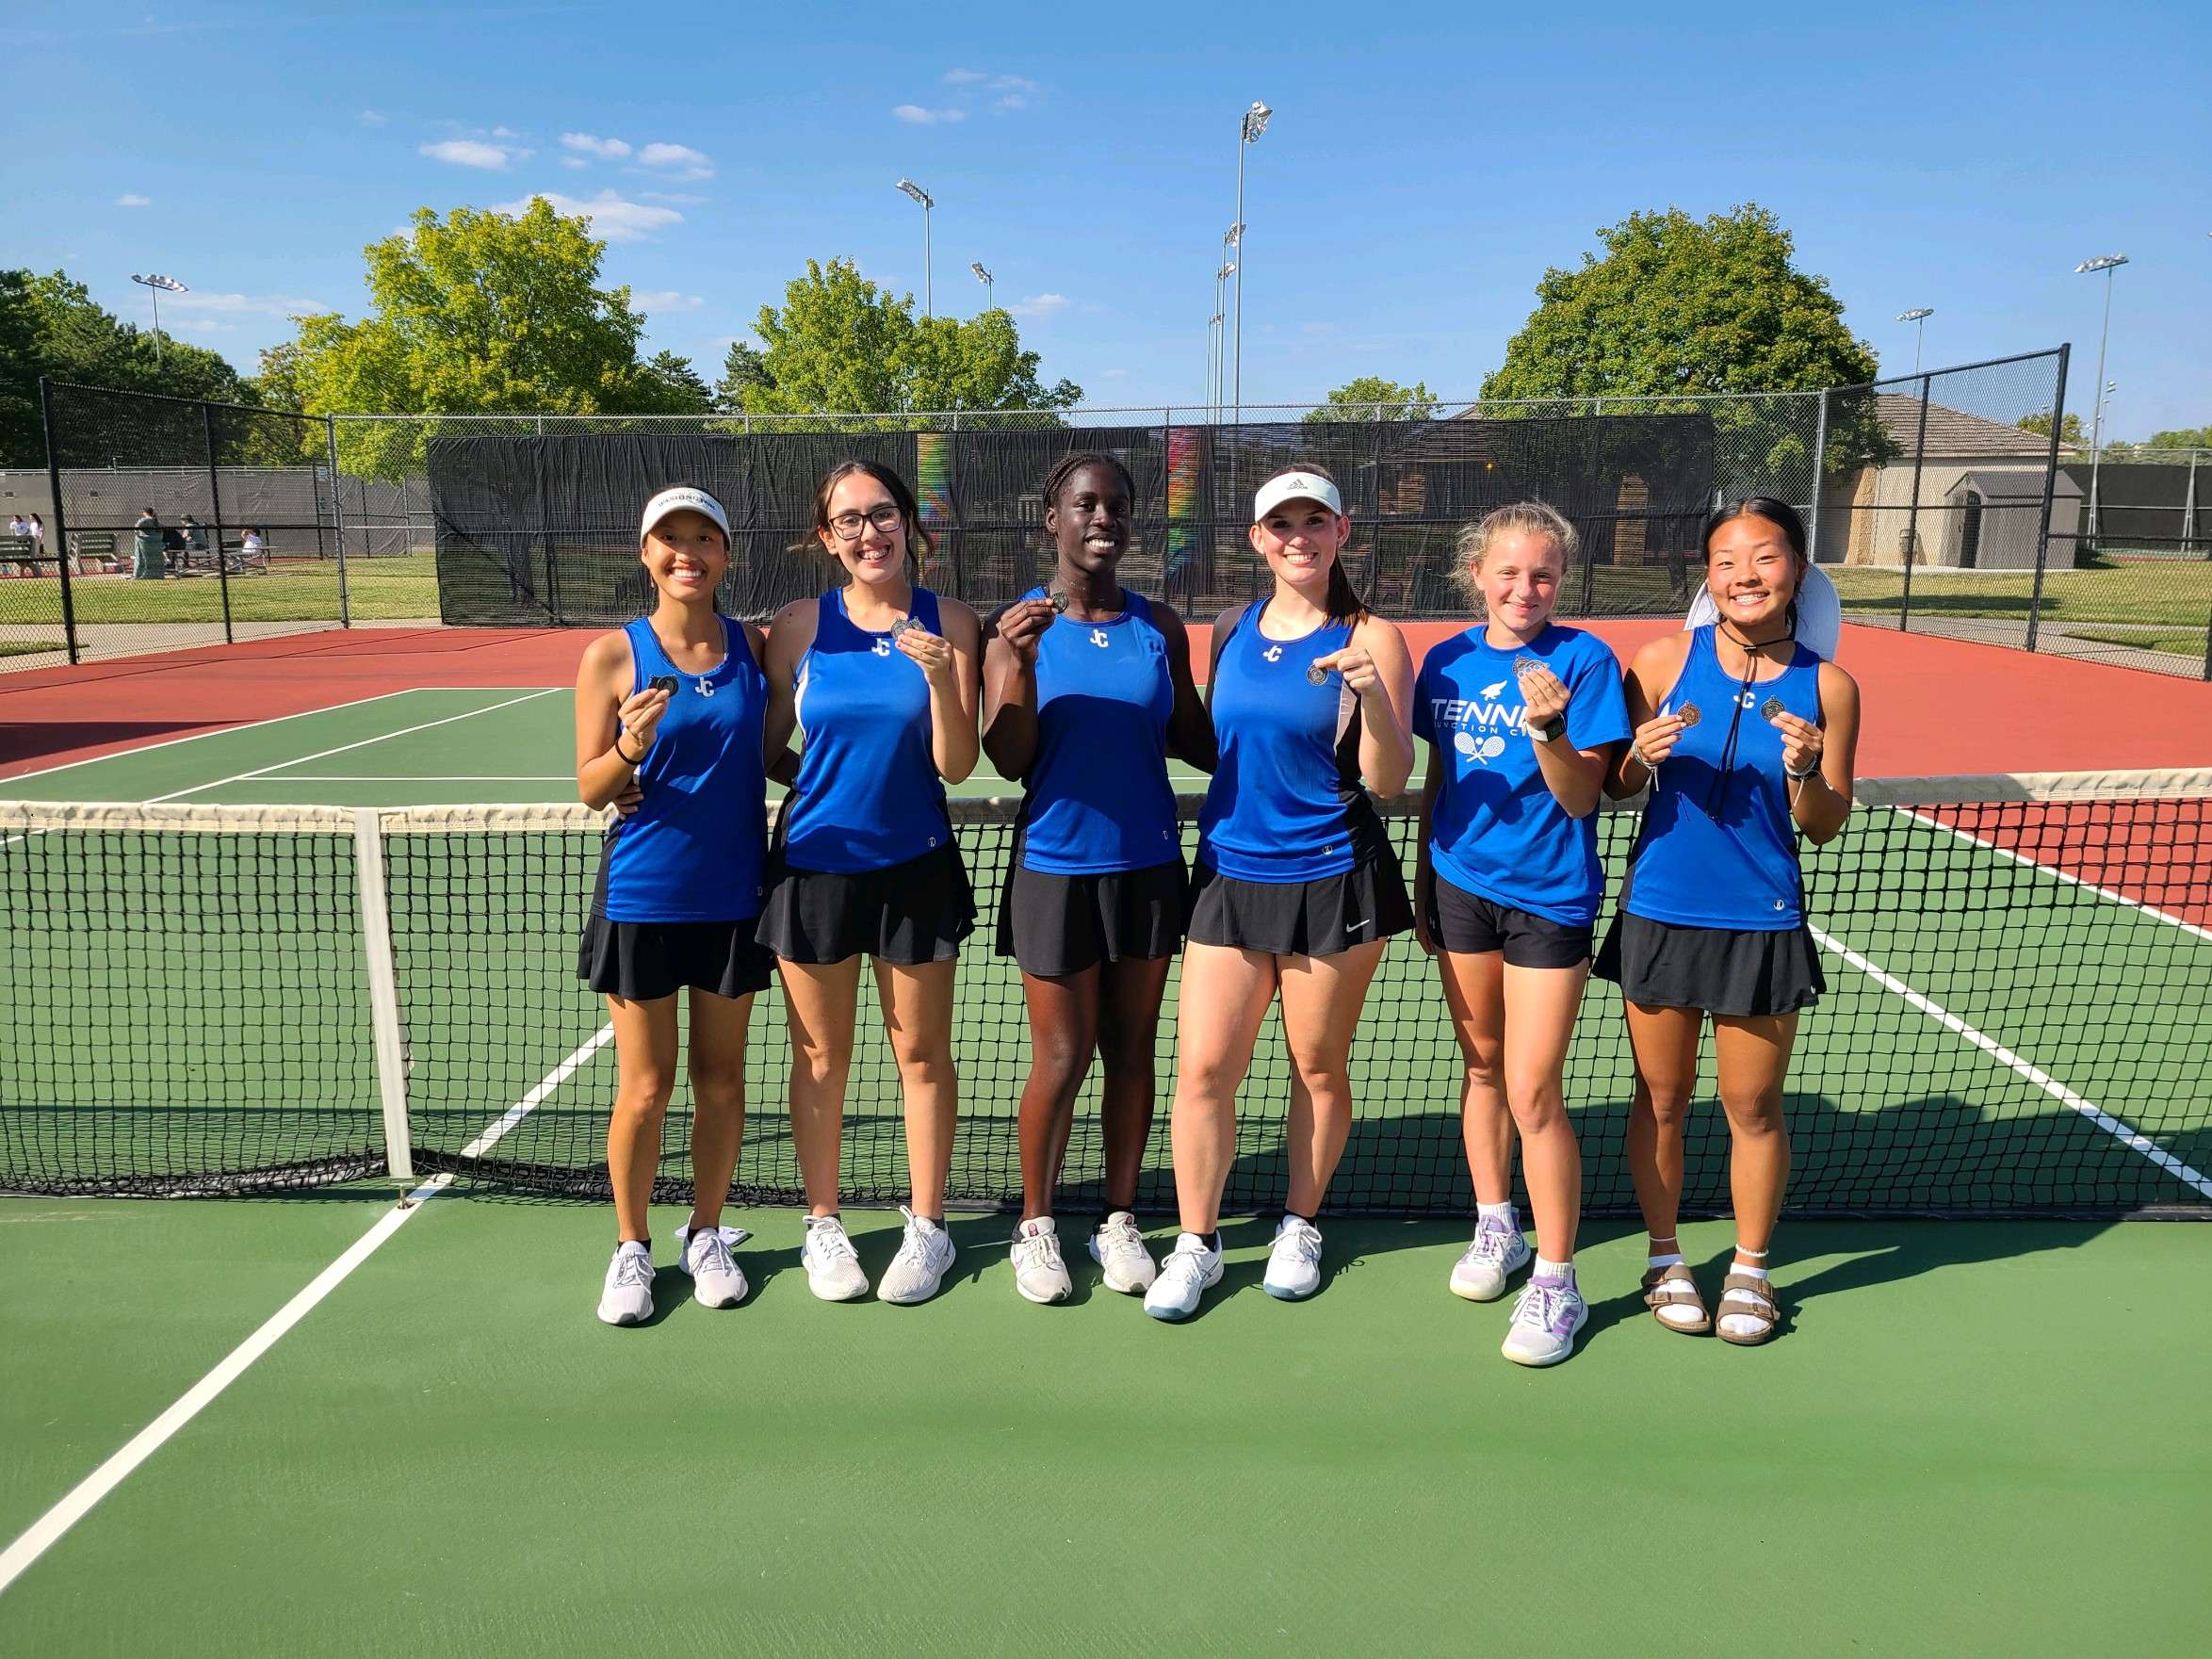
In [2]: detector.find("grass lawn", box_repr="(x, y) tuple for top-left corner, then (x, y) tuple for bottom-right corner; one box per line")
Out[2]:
(2067, 627), (2209, 658)
(1826, 560), (2212, 626)
(5, 552), (439, 625)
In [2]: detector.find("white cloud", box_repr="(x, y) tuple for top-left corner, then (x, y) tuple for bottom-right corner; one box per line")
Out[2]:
(182, 318), (232, 333)
(992, 75), (1040, 92)
(116, 192), (152, 207)
(561, 155), (588, 169)
(490, 125), (519, 138)
(1101, 367), (1130, 379)
(994, 94), (1029, 111)
(420, 138), (529, 170)
(943, 68), (986, 84)
(561, 131), (631, 159)
(633, 290), (704, 313)
(636, 141), (713, 180)
(1008, 293), (1068, 319)
(170, 290), (332, 317)
(892, 105), (966, 125)
(359, 109), (386, 127)
(639, 190), (706, 204)
(494, 189), (683, 242)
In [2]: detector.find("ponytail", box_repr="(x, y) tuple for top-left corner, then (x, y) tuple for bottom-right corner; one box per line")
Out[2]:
(1325, 559), (1366, 625)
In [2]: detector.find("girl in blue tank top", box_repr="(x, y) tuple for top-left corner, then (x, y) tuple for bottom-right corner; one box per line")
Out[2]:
(1599, 497), (1861, 1348)
(756, 461), (983, 1308)
(1146, 464), (1418, 1324)
(573, 485), (774, 1326)
(980, 453), (1215, 1304)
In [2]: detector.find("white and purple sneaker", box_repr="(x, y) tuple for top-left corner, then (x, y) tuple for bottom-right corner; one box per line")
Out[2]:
(1501, 1274), (1587, 1367)
(1449, 1212), (1532, 1302)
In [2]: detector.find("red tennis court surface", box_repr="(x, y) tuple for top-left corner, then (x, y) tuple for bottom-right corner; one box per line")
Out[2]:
(4, 619), (2209, 782)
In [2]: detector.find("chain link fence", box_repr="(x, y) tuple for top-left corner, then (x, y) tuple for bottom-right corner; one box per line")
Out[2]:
(19, 348), (2203, 678)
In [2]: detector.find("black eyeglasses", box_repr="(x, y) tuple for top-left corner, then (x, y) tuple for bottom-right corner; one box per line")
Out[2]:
(827, 506), (904, 540)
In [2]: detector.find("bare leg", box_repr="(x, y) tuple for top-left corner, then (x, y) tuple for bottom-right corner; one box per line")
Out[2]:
(1500, 961), (1588, 1263)
(1435, 948), (1511, 1206)
(605, 991), (679, 1244)
(683, 986), (755, 1232)
(1277, 940), (1387, 1218)
(1015, 967), (1100, 1221)
(776, 956), (862, 1218)
(1167, 942), (1277, 1234)
(1096, 954), (1173, 1212)
(873, 956), (960, 1218)
(1712, 1012), (1799, 1262)
(1621, 1000), (1706, 1249)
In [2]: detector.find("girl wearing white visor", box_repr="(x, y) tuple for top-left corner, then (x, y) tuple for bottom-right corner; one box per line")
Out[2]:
(575, 484), (774, 1326)
(1146, 464), (1416, 1320)
(1598, 496), (1858, 1345)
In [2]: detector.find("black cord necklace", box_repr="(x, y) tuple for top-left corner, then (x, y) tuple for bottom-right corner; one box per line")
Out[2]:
(1704, 621), (1793, 819)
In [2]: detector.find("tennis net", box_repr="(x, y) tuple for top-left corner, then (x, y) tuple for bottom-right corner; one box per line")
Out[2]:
(2, 775), (2207, 1217)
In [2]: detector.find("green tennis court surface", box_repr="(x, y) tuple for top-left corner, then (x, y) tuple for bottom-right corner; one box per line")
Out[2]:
(3, 689), (2208, 1653)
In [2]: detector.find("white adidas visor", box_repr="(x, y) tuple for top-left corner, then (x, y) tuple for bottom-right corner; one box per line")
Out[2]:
(639, 486), (730, 545)
(1252, 470), (1343, 522)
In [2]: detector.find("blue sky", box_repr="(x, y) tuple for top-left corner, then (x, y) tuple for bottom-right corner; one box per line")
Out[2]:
(8, 0), (2207, 434)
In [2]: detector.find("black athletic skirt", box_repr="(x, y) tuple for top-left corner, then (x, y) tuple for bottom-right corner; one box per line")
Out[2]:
(996, 857), (1186, 977)
(577, 913), (776, 1001)
(1426, 874), (1593, 969)
(1593, 909), (1825, 1017)
(755, 841), (974, 967)
(1186, 850), (1412, 958)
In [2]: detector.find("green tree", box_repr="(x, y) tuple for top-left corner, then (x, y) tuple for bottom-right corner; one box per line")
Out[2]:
(2143, 426), (2212, 451)
(2019, 410), (2086, 446)
(1304, 377), (1439, 424)
(0, 271), (43, 465)
(740, 258), (1079, 425)
(714, 340), (774, 413)
(633, 350), (713, 415)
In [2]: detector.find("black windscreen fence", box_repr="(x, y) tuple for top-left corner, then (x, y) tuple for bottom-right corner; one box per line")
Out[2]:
(427, 415), (1716, 626)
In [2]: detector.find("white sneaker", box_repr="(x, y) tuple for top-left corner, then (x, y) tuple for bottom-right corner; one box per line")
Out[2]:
(595, 1240), (655, 1326)
(1010, 1216), (1072, 1305)
(675, 1221), (750, 1309)
(1088, 1211), (1158, 1293)
(1263, 1214), (1325, 1300)
(877, 1206), (957, 1306)
(1501, 1277), (1589, 1368)
(1143, 1232), (1224, 1322)
(1449, 1213), (1532, 1302)
(801, 1214), (870, 1303)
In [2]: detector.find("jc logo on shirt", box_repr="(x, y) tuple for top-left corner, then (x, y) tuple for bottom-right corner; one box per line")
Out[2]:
(1090, 628), (1111, 648)
(1262, 644), (1284, 663)
(871, 637), (891, 658)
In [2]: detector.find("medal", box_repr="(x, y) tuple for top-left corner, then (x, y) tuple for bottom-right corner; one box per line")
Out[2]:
(1675, 703), (1701, 727)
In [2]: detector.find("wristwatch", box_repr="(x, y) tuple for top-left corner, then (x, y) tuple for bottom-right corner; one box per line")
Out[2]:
(1525, 713), (1567, 743)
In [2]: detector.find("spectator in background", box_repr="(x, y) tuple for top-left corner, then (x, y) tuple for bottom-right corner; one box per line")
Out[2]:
(7, 513), (24, 540)
(240, 527), (265, 568)
(26, 515), (42, 559)
(181, 514), (208, 573)
(133, 507), (164, 580)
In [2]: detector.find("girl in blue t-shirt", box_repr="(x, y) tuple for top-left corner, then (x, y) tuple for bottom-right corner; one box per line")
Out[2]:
(1144, 464), (1418, 1322)
(1412, 502), (1630, 1368)
(574, 485), (773, 1327)
(757, 461), (983, 1309)
(982, 453), (1216, 1306)
(1598, 497), (1860, 1346)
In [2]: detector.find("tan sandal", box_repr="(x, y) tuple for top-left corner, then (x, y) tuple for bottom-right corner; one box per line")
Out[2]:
(1716, 1271), (1782, 1345)
(1641, 1262), (1710, 1335)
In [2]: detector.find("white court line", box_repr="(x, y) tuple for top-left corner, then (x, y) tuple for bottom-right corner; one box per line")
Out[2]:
(147, 689), (561, 804)
(1810, 922), (2212, 1203)
(0, 1021), (616, 1598)
(1895, 804), (2212, 946)
(280, 775), (576, 783)
(0, 688), (432, 787)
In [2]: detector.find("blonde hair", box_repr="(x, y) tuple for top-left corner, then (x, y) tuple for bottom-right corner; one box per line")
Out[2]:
(1453, 501), (1579, 606)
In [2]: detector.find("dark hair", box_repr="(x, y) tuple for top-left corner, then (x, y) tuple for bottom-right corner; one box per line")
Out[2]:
(1703, 496), (1807, 561)
(1257, 462), (1366, 624)
(812, 459), (933, 570)
(1041, 450), (1135, 509)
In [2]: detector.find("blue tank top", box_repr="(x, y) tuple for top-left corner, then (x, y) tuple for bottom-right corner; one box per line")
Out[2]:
(595, 615), (769, 923)
(783, 587), (952, 873)
(1625, 626), (1824, 931)
(1017, 587), (1180, 875)
(1197, 602), (1386, 884)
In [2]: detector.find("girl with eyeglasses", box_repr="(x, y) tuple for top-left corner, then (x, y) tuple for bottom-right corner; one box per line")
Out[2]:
(756, 461), (983, 1306)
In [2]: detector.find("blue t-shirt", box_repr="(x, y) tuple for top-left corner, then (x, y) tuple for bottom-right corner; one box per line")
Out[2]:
(596, 615), (770, 923)
(1197, 603), (1386, 884)
(1413, 624), (1630, 926)
(1015, 587), (1181, 875)
(783, 588), (952, 874)
(1626, 626), (1824, 931)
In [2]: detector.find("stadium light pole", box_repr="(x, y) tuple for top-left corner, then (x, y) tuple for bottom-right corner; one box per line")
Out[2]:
(1231, 100), (1270, 426)
(897, 178), (935, 317)
(2074, 252), (2128, 539)
(969, 262), (993, 311)
(1896, 307), (1933, 375)
(1212, 256), (1235, 421)
(130, 272), (187, 371)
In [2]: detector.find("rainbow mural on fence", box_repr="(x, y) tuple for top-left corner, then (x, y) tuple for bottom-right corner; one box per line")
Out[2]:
(1165, 425), (1199, 576)
(915, 431), (952, 581)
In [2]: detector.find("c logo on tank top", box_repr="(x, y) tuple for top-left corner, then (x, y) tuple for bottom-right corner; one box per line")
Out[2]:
(871, 637), (891, 658)
(1262, 643), (1283, 663)
(1090, 627), (1110, 648)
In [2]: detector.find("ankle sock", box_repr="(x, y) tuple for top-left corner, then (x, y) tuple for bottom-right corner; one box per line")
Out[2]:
(1477, 1200), (1520, 1231)
(1533, 1257), (1576, 1289)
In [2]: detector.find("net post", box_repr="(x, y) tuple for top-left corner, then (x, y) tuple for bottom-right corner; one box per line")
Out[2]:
(202, 399), (236, 644)
(37, 377), (81, 664)
(1898, 373), (1932, 632)
(325, 415), (352, 628)
(2025, 342), (2068, 655)
(352, 807), (415, 1182)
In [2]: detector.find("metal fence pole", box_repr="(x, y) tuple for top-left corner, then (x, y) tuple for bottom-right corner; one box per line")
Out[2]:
(1806, 388), (1830, 564)
(37, 378), (82, 664)
(326, 415), (352, 628)
(202, 400), (236, 644)
(2024, 342), (2069, 655)
(1897, 374), (1932, 633)
(2185, 447), (2200, 555)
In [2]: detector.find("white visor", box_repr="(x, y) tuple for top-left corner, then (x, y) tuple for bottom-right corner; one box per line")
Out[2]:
(1686, 562), (1842, 660)
(1253, 470), (1343, 523)
(639, 485), (730, 545)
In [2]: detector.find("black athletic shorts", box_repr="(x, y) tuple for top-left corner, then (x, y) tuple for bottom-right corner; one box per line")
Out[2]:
(996, 857), (1186, 977)
(577, 913), (776, 1001)
(1593, 910), (1825, 1018)
(755, 841), (974, 967)
(1185, 850), (1412, 958)
(1426, 873), (1593, 969)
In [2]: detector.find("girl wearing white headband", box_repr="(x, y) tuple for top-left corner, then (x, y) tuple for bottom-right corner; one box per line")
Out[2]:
(1145, 463), (1416, 1321)
(575, 484), (773, 1326)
